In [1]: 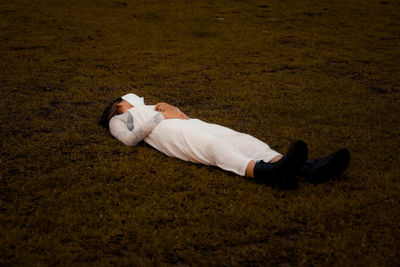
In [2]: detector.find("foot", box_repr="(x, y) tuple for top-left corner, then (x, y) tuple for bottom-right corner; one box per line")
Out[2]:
(254, 140), (308, 190)
(301, 148), (350, 184)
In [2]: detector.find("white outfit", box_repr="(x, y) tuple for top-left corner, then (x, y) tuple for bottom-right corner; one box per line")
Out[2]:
(109, 104), (281, 176)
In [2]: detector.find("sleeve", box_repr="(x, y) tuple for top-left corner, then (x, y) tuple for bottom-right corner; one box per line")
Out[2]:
(109, 112), (164, 146)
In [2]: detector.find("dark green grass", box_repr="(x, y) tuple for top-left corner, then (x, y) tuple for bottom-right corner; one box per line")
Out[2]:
(1, 0), (399, 265)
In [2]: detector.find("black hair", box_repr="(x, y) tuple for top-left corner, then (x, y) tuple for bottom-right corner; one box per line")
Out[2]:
(98, 97), (123, 129)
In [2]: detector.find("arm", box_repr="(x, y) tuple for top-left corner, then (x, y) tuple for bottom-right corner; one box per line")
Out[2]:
(154, 102), (177, 112)
(109, 112), (164, 146)
(155, 102), (188, 119)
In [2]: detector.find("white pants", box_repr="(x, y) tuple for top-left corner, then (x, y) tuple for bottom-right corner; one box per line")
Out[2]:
(131, 106), (282, 176)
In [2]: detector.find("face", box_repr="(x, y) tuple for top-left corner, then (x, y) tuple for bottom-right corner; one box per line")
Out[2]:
(117, 100), (134, 114)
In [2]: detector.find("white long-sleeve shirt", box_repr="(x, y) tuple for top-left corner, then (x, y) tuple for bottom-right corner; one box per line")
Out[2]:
(109, 109), (164, 146)
(108, 105), (280, 176)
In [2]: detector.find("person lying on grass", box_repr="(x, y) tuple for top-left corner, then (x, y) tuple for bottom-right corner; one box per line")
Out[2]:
(99, 93), (350, 190)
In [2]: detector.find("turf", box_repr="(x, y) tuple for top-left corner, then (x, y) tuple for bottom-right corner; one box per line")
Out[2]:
(1, 0), (399, 265)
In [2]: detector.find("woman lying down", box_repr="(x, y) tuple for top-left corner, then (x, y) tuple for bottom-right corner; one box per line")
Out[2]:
(99, 93), (350, 190)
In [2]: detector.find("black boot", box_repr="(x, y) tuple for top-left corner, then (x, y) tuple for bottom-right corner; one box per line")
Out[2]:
(300, 148), (350, 184)
(254, 140), (308, 190)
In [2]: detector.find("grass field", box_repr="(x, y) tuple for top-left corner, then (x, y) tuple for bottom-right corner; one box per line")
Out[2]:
(1, 0), (399, 265)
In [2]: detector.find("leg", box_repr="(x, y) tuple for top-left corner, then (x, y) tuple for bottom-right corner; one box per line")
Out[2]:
(252, 140), (308, 190)
(194, 121), (283, 164)
(245, 155), (283, 178)
(245, 160), (256, 178)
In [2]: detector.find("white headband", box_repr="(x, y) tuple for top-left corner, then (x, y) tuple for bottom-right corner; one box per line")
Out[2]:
(121, 93), (145, 107)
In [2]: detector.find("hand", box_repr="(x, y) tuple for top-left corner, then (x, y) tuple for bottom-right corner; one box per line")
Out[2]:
(161, 109), (189, 120)
(155, 102), (176, 112)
